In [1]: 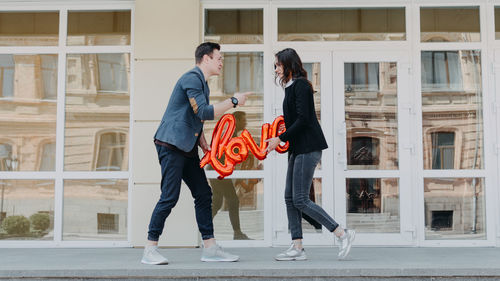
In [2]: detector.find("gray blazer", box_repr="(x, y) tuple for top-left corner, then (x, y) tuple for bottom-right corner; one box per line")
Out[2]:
(154, 66), (214, 152)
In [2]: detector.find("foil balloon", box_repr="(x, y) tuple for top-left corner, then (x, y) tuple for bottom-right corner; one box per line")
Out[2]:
(200, 113), (288, 179)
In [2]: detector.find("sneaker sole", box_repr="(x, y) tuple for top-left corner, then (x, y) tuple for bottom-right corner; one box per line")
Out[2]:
(141, 259), (169, 265)
(338, 231), (356, 260)
(275, 256), (307, 261)
(201, 258), (239, 262)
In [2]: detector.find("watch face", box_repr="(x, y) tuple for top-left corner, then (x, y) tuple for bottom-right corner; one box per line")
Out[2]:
(231, 97), (238, 105)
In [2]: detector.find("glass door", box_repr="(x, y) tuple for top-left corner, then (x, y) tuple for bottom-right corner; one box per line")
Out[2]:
(273, 51), (334, 246)
(332, 51), (414, 245)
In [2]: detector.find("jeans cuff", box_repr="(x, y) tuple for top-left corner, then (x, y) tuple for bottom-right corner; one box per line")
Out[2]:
(291, 236), (303, 240)
(147, 235), (159, 242)
(202, 234), (214, 240)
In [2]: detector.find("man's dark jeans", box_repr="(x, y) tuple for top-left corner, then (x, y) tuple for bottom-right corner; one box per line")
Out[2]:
(285, 150), (339, 240)
(147, 144), (214, 241)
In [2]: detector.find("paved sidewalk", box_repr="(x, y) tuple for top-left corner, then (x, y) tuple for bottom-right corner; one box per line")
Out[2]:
(0, 247), (500, 280)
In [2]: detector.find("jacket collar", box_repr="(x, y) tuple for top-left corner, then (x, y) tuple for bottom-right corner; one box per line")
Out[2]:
(193, 66), (206, 82)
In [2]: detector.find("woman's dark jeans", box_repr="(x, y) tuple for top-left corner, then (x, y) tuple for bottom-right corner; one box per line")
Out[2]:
(285, 150), (339, 240)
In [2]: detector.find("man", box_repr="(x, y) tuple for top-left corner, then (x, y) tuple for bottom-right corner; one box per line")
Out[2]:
(141, 42), (251, 265)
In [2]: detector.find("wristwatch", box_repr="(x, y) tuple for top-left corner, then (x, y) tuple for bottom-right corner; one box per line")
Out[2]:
(230, 97), (238, 108)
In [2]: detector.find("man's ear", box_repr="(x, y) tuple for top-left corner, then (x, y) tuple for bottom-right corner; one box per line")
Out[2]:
(202, 54), (210, 64)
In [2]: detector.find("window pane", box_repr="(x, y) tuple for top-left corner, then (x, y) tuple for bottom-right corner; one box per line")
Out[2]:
(68, 11), (131, 46)
(420, 7), (480, 42)
(0, 12), (58, 46)
(204, 52), (263, 171)
(64, 53), (130, 171)
(303, 62), (322, 170)
(496, 7), (500, 40)
(0, 54), (57, 171)
(0, 180), (55, 240)
(346, 178), (400, 233)
(210, 178), (263, 240)
(0, 144), (13, 171)
(96, 132), (126, 171)
(0, 55), (14, 97)
(39, 142), (56, 171)
(345, 62), (398, 170)
(304, 63), (321, 122)
(63, 179), (127, 240)
(424, 178), (486, 240)
(421, 51), (483, 170)
(41, 55), (58, 100)
(205, 9), (263, 44)
(278, 8), (405, 41)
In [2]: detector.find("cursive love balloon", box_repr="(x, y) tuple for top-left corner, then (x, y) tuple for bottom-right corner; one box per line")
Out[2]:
(200, 114), (289, 179)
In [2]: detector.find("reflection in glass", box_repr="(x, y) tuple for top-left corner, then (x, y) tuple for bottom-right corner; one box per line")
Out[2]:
(420, 7), (480, 42)
(346, 178), (400, 233)
(96, 132), (127, 171)
(302, 178), (323, 233)
(421, 51), (483, 170)
(0, 180), (55, 240)
(205, 9), (263, 44)
(39, 142), (56, 171)
(303, 62), (322, 170)
(64, 53), (130, 171)
(496, 7), (500, 40)
(424, 178), (485, 240)
(0, 143), (13, 171)
(205, 52), (263, 171)
(63, 179), (127, 240)
(0, 54), (57, 171)
(0, 12), (59, 46)
(210, 178), (263, 240)
(0, 55), (14, 98)
(278, 8), (405, 41)
(67, 11), (131, 46)
(303, 63), (321, 122)
(41, 55), (58, 100)
(431, 132), (454, 169)
(345, 62), (398, 170)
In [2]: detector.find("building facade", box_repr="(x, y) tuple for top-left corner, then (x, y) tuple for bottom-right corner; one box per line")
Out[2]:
(0, 0), (499, 248)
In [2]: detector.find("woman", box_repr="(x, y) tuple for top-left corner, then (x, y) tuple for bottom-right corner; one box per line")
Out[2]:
(266, 48), (355, 261)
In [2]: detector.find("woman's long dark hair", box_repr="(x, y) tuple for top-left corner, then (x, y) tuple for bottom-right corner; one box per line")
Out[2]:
(275, 48), (310, 88)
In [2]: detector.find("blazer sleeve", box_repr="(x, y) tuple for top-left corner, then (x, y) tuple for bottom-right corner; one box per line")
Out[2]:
(278, 79), (313, 142)
(183, 74), (215, 121)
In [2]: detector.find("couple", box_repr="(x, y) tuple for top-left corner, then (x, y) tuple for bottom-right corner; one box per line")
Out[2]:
(141, 42), (355, 265)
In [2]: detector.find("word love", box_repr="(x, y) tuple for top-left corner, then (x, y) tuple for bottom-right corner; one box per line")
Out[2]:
(200, 114), (289, 179)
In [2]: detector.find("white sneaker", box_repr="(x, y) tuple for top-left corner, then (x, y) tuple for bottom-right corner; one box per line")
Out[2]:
(201, 244), (239, 262)
(275, 244), (307, 261)
(337, 229), (355, 260)
(141, 245), (169, 265)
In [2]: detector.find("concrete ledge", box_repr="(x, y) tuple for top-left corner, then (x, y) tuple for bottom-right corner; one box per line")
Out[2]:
(1, 247), (499, 280)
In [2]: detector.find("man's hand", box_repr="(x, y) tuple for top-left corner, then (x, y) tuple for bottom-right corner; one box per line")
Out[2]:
(199, 133), (211, 153)
(213, 92), (253, 118)
(234, 92), (252, 106)
(265, 137), (281, 153)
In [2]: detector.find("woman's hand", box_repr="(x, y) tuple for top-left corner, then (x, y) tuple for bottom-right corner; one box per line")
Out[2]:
(265, 137), (281, 153)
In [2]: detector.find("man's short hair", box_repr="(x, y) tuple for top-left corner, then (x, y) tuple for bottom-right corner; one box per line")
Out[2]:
(195, 42), (221, 64)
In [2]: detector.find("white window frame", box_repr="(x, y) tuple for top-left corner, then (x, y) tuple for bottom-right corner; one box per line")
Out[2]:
(202, 2), (272, 247)
(202, 0), (499, 248)
(0, 0), (134, 248)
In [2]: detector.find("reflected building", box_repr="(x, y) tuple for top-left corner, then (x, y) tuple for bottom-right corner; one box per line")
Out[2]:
(0, 10), (130, 240)
(340, 45), (485, 238)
